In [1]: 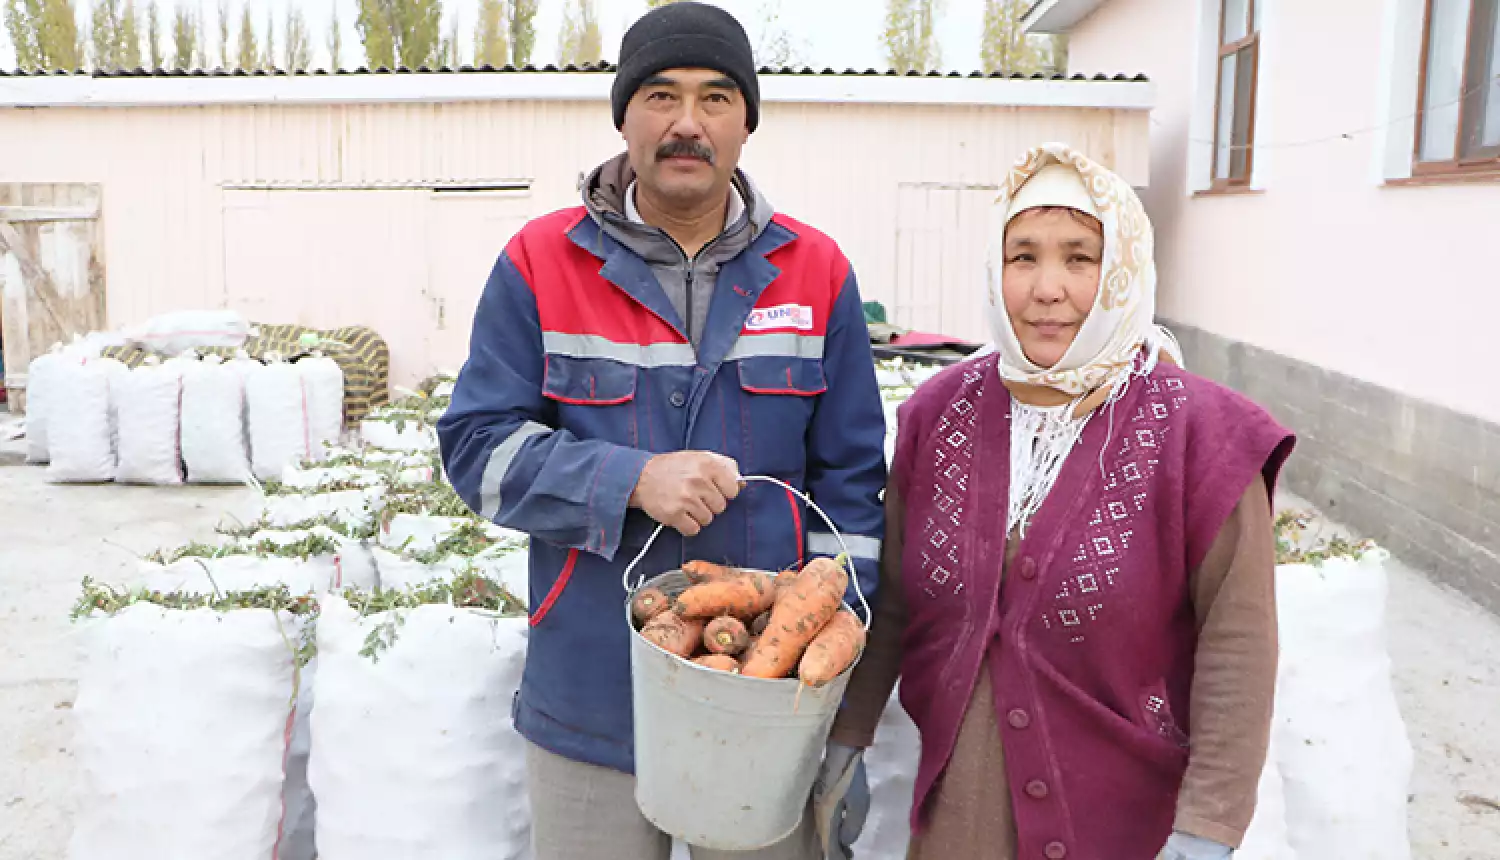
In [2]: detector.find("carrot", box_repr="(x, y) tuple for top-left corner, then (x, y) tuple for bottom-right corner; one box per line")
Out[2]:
(751, 610), (772, 637)
(694, 654), (741, 673)
(740, 557), (850, 679)
(640, 613), (706, 659)
(630, 587), (672, 627)
(673, 570), (777, 621)
(703, 616), (751, 656)
(797, 610), (866, 687)
(682, 560), (740, 584)
(773, 568), (799, 593)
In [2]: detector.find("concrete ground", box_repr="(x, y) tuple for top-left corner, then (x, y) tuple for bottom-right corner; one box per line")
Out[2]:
(1, 423), (1497, 859)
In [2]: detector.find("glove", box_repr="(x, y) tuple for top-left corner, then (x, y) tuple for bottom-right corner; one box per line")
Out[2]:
(1157, 831), (1233, 860)
(811, 742), (871, 859)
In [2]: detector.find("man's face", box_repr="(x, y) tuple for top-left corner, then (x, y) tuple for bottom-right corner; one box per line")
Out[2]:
(622, 67), (749, 209)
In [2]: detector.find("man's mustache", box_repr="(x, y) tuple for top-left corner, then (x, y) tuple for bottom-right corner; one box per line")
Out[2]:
(656, 139), (716, 165)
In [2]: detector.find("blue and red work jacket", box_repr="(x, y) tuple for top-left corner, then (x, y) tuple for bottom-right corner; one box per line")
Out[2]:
(438, 206), (888, 773)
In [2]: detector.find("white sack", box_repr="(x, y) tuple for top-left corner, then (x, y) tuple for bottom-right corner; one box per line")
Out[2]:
(68, 605), (299, 860)
(372, 547), (442, 590)
(137, 554), (337, 596)
(24, 350), (62, 463)
(236, 526), (377, 591)
(363, 449), (433, 468)
(124, 309), (251, 355)
(309, 595), (532, 860)
(246, 361), (311, 481)
(114, 363), (185, 485)
(299, 354), (345, 460)
(279, 464), (383, 492)
(359, 418), (438, 452)
(258, 488), (383, 531)
(1236, 724), (1295, 860)
(1273, 552), (1413, 860)
(282, 650), (318, 860)
(378, 514), (475, 554)
(182, 356), (253, 484)
(46, 357), (125, 483)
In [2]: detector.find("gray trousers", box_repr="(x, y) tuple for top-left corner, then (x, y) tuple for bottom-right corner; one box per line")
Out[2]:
(527, 742), (820, 860)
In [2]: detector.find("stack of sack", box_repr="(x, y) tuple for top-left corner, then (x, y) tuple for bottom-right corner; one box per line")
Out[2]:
(24, 311), (348, 485)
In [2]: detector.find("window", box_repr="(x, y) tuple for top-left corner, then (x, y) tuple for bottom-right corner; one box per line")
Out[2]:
(1416, 0), (1500, 171)
(1212, 0), (1262, 186)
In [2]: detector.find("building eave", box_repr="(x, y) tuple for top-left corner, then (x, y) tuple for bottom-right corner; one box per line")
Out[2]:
(0, 67), (1153, 111)
(1022, 0), (1114, 34)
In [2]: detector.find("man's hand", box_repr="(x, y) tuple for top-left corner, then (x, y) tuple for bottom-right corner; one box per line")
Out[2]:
(628, 452), (742, 536)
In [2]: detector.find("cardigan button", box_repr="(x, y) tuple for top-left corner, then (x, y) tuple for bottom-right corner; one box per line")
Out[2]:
(1025, 779), (1050, 799)
(1007, 708), (1031, 729)
(1019, 557), (1037, 580)
(1044, 841), (1068, 859)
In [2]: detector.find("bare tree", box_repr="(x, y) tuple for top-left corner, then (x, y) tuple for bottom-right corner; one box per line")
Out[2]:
(235, 1), (255, 68)
(472, 0), (506, 67)
(354, 0), (444, 69)
(261, 5), (272, 68)
(979, 0), (1046, 76)
(326, 1), (342, 69)
(284, 4), (309, 70)
(507, 0), (535, 66)
(144, 0), (160, 67)
(40, 0), (83, 68)
(882, 0), (942, 74)
(439, 8), (459, 66)
(215, 0), (228, 66)
(90, 0), (124, 69)
(751, 0), (805, 69)
(170, 5), (200, 69)
(120, 0), (140, 66)
(557, 0), (601, 66)
(4, 0), (44, 70)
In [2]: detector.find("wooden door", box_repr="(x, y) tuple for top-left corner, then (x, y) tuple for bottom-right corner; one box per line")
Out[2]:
(892, 183), (996, 345)
(221, 189), (432, 387)
(0, 183), (106, 413)
(423, 189), (533, 376)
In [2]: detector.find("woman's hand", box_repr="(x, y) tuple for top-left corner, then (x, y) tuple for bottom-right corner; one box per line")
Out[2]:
(812, 742), (870, 859)
(1157, 831), (1232, 860)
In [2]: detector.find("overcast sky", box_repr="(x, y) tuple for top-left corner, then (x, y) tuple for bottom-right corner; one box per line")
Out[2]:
(0, 0), (995, 73)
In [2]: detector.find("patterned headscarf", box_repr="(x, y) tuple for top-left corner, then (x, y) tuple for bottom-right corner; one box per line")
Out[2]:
(986, 142), (1179, 399)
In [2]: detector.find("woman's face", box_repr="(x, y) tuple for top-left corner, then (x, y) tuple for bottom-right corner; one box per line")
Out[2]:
(1001, 207), (1104, 369)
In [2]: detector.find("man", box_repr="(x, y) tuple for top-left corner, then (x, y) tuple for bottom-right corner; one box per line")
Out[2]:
(437, 4), (886, 859)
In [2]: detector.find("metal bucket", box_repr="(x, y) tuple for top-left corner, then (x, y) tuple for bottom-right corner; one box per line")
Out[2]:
(622, 475), (869, 851)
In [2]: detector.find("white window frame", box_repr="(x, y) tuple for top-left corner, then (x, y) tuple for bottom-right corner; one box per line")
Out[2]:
(1375, 0), (1439, 181)
(1186, 0), (1276, 193)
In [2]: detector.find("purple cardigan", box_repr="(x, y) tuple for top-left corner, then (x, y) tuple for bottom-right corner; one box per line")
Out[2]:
(891, 355), (1294, 860)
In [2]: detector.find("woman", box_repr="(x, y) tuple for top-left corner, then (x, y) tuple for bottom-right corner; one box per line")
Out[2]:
(824, 144), (1295, 860)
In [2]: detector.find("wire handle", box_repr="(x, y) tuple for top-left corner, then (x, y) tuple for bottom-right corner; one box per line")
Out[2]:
(621, 475), (872, 630)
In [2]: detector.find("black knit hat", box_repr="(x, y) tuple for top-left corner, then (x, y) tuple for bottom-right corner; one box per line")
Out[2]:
(611, 2), (760, 132)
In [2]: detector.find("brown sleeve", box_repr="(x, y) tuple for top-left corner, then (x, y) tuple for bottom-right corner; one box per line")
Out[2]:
(1174, 475), (1278, 848)
(828, 485), (908, 748)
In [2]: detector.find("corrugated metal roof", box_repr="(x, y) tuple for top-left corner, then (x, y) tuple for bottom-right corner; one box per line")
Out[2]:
(0, 63), (1147, 82)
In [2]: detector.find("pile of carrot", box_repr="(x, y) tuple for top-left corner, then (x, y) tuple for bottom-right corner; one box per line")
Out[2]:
(631, 557), (865, 687)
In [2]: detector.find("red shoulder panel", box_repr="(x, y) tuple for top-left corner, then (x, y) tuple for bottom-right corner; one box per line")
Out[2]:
(506, 207), (684, 347)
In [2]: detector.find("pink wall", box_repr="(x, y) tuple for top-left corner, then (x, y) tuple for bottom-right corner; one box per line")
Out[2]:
(1067, 0), (1500, 424)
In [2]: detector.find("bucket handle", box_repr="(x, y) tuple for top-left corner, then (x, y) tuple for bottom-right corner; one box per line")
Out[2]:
(621, 475), (872, 631)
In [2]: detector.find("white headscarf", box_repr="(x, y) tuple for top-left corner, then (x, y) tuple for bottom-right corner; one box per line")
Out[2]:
(986, 142), (1180, 398)
(985, 143), (1181, 534)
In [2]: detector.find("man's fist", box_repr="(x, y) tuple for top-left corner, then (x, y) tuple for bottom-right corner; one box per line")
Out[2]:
(629, 452), (742, 537)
